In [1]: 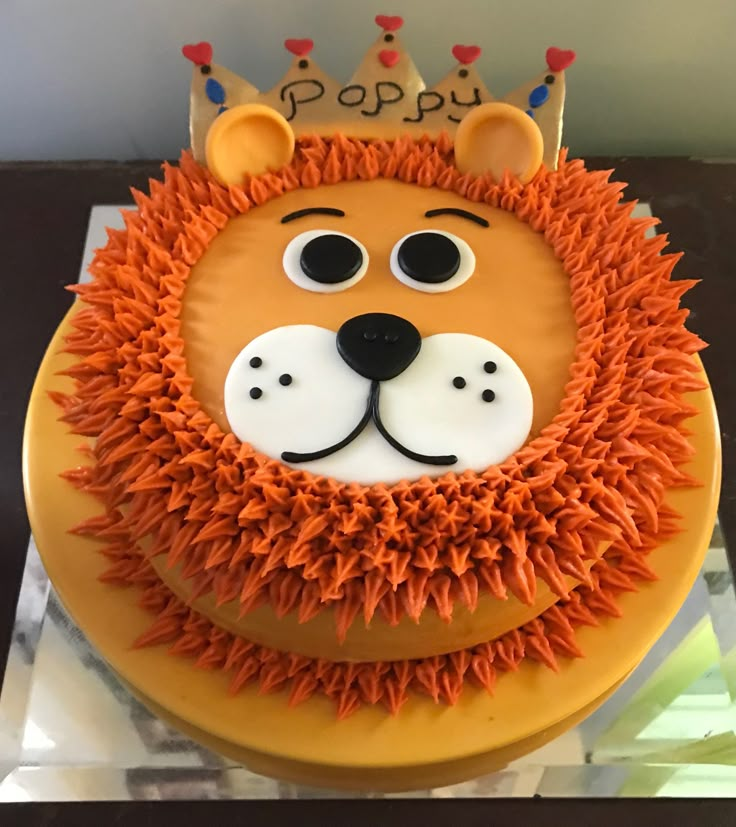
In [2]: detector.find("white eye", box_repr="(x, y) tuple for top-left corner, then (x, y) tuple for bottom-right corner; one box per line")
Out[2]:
(389, 230), (475, 293)
(283, 230), (369, 293)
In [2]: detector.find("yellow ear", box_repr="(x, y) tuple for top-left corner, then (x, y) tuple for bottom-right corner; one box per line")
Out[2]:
(454, 102), (544, 184)
(205, 104), (296, 185)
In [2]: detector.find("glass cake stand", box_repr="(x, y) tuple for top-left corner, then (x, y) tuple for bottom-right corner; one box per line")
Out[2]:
(2, 525), (734, 801)
(3, 206), (734, 801)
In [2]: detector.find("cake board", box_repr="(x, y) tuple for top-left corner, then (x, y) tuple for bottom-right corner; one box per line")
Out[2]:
(22, 286), (721, 789)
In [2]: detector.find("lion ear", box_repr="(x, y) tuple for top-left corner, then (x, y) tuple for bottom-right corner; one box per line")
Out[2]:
(454, 102), (544, 184)
(205, 104), (296, 185)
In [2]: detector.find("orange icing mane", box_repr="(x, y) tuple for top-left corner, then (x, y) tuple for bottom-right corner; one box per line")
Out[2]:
(56, 134), (704, 716)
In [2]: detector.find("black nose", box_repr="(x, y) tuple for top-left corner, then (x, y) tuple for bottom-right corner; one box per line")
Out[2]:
(336, 313), (421, 381)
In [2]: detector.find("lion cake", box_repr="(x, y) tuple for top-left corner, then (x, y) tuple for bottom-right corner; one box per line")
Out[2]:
(53, 15), (706, 720)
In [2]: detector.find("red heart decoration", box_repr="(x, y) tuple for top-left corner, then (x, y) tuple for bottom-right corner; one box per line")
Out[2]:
(284, 38), (314, 57)
(452, 44), (481, 65)
(378, 49), (400, 68)
(375, 14), (404, 32)
(546, 47), (576, 72)
(181, 41), (213, 66)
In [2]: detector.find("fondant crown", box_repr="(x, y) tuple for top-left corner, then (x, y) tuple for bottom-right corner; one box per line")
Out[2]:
(182, 15), (576, 171)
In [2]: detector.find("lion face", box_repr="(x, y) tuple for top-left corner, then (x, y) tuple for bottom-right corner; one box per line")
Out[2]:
(182, 178), (576, 483)
(61, 124), (703, 713)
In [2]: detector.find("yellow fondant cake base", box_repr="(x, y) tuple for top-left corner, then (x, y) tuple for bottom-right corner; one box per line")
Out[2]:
(120, 671), (628, 791)
(23, 306), (721, 786)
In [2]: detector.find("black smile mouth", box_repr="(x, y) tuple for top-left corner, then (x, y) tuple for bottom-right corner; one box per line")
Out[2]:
(281, 381), (458, 466)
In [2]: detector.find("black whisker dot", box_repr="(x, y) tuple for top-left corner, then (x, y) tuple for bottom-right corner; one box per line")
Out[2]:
(249, 356), (263, 368)
(482, 389), (495, 403)
(452, 376), (466, 389)
(483, 360), (497, 374)
(249, 387), (263, 399)
(279, 373), (293, 386)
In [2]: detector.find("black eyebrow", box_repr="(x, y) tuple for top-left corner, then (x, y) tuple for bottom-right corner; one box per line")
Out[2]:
(280, 207), (346, 224)
(424, 208), (489, 228)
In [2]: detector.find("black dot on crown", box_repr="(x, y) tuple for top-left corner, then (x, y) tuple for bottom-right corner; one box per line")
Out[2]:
(249, 356), (262, 368)
(250, 387), (263, 400)
(482, 389), (495, 403)
(279, 373), (293, 386)
(384, 333), (399, 344)
(200, 65), (212, 75)
(458, 68), (468, 78)
(384, 33), (394, 42)
(545, 74), (555, 84)
(298, 59), (309, 69)
(452, 376), (466, 389)
(483, 360), (497, 374)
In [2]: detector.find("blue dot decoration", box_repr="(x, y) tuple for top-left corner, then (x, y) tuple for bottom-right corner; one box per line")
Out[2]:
(205, 77), (226, 105)
(528, 83), (549, 109)
(526, 109), (535, 119)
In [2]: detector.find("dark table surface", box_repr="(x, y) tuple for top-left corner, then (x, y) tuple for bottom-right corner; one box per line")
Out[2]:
(1, 158), (735, 825)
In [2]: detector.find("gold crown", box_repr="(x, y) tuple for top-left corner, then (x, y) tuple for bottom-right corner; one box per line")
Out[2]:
(182, 14), (576, 172)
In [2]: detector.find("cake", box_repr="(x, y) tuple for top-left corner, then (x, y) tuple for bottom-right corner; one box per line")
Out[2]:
(49, 15), (708, 722)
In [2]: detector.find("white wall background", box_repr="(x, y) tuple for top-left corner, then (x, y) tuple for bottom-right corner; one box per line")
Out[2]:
(1, 0), (734, 161)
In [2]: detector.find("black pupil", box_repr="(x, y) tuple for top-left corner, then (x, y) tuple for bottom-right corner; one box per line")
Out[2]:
(397, 232), (461, 284)
(300, 234), (363, 284)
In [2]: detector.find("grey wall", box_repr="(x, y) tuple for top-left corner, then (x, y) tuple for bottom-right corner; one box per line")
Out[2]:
(1, 0), (734, 161)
